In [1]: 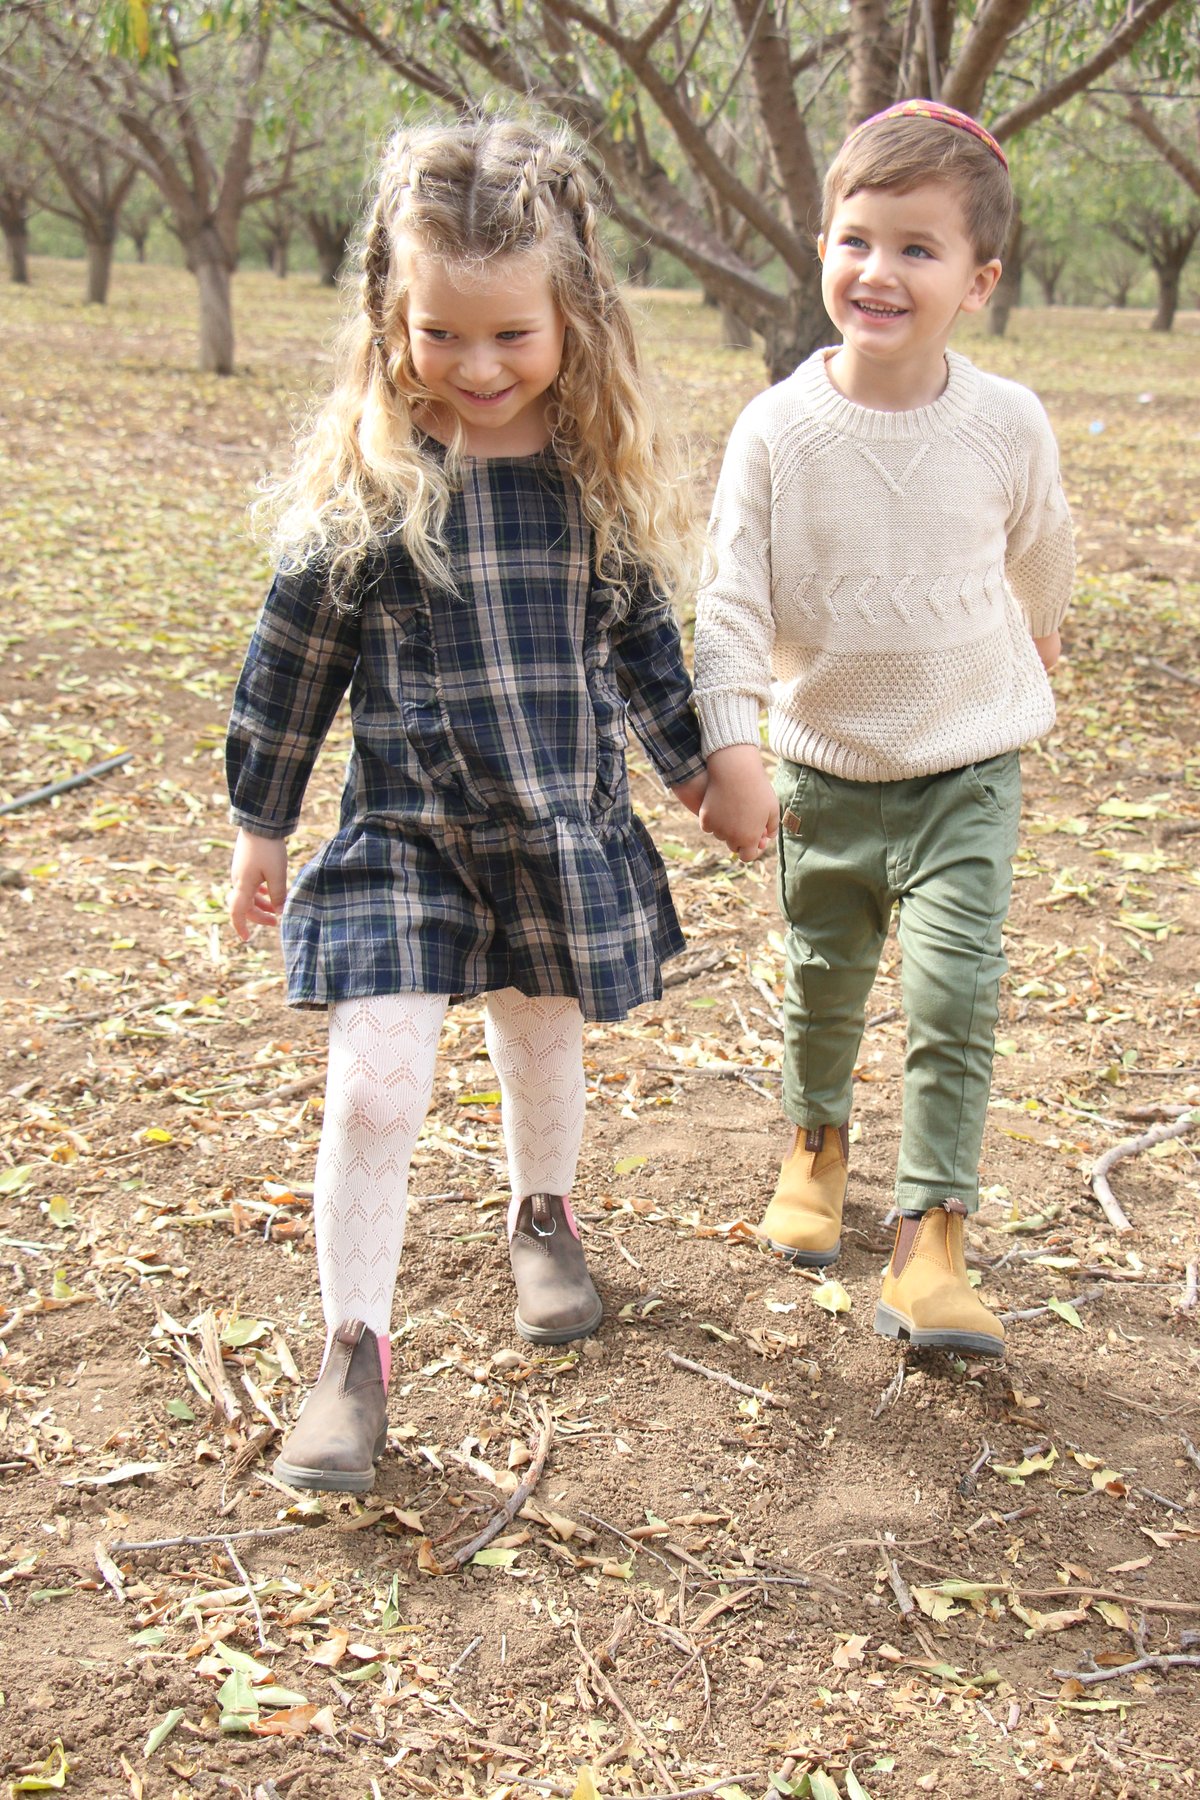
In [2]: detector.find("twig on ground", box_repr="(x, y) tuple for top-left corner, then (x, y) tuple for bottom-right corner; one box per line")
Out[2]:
(1134, 654), (1200, 689)
(690, 1588), (758, 1634)
(999, 1285), (1103, 1324)
(445, 1403), (553, 1569)
(222, 1536), (270, 1650)
(878, 1533), (937, 1657)
(94, 1540), (126, 1604)
(744, 960), (784, 1031)
(1181, 1436), (1200, 1474)
(0, 751), (133, 816)
(446, 1635), (482, 1678)
(1179, 1262), (1198, 1312)
(226, 1070), (326, 1112)
(959, 1439), (993, 1499)
(571, 1621), (673, 1788)
(579, 1511), (691, 1585)
(1053, 1652), (1200, 1685)
(665, 1350), (783, 1407)
(1089, 1110), (1197, 1232)
(661, 943), (734, 988)
(873, 1356), (906, 1419)
(110, 1524), (305, 1555)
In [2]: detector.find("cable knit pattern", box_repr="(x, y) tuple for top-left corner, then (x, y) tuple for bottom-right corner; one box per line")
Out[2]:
(694, 348), (1075, 783)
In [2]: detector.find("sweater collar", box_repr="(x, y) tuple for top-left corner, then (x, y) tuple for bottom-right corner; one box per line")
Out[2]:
(793, 345), (978, 440)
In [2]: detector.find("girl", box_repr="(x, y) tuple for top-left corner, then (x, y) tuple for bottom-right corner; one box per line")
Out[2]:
(226, 116), (706, 1494)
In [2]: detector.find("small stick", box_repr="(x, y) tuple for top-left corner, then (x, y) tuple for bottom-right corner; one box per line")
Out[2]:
(873, 1357), (906, 1419)
(999, 1285), (1103, 1324)
(665, 1350), (782, 1407)
(1179, 1262), (1198, 1312)
(446, 1634), (483, 1678)
(1181, 1436), (1200, 1474)
(1089, 1112), (1196, 1233)
(959, 1439), (993, 1499)
(1053, 1652), (1200, 1686)
(878, 1533), (936, 1658)
(109, 1524), (305, 1555)
(571, 1621), (673, 1788)
(222, 1536), (270, 1651)
(661, 944), (733, 988)
(226, 1070), (326, 1113)
(445, 1403), (553, 1568)
(0, 752), (133, 816)
(1134, 655), (1200, 689)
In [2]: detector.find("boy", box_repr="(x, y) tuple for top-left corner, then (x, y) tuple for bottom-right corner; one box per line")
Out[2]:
(693, 101), (1074, 1357)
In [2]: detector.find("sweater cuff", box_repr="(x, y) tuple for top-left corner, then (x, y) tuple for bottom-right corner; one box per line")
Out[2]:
(1026, 598), (1071, 639)
(696, 692), (763, 755)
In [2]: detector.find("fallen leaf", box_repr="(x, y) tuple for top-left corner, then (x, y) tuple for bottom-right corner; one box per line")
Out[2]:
(811, 1279), (851, 1315)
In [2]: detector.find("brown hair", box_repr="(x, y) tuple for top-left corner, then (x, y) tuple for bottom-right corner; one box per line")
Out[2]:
(822, 113), (1013, 262)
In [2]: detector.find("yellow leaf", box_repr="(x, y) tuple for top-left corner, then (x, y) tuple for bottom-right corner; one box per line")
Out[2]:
(9, 1741), (70, 1792)
(142, 1127), (173, 1144)
(568, 1771), (602, 1800)
(811, 1279), (851, 1315)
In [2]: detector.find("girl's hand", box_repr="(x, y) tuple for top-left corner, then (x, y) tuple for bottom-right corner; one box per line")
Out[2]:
(671, 771), (708, 817)
(1034, 630), (1061, 672)
(699, 745), (779, 861)
(230, 829), (288, 940)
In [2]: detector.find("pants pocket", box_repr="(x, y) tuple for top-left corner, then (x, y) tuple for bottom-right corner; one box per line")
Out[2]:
(774, 762), (816, 929)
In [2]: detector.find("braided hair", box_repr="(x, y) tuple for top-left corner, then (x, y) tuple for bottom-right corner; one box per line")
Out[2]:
(258, 114), (697, 614)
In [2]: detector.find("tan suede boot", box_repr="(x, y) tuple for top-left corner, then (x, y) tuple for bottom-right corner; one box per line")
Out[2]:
(274, 1319), (389, 1493)
(758, 1124), (849, 1267)
(508, 1194), (603, 1345)
(875, 1201), (1004, 1357)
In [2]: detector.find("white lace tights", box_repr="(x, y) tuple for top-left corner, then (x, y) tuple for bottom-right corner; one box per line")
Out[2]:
(313, 990), (585, 1338)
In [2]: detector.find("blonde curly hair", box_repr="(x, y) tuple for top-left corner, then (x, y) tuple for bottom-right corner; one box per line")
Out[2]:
(259, 114), (698, 612)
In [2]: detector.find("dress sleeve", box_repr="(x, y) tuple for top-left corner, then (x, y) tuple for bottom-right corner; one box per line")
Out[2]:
(692, 406), (776, 753)
(1005, 399), (1075, 639)
(609, 589), (706, 790)
(225, 565), (362, 839)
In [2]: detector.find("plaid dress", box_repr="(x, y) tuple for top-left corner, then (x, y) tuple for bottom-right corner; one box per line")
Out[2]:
(226, 450), (705, 1022)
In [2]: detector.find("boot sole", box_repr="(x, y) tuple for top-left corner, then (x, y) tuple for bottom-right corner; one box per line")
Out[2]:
(513, 1297), (604, 1345)
(874, 1302), (1004, 1359)
(767, 1234), (841, 1268)
(273, 1426), (389, 1494)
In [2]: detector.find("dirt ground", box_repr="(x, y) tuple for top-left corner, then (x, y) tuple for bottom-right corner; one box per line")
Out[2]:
(1, 264), (1198, 1800)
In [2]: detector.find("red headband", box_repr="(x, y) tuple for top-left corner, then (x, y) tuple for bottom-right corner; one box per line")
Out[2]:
(842, 99), (1008, 172)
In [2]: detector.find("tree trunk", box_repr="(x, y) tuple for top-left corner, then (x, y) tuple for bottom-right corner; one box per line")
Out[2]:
(270, 235), (289, 279)
(988, 206), (1023, 337)
(1151, 261), (1179, 331)
(762, 283), (830, 385)
(720, 304), (755, 349)
(3, 217), (30, 284)
(1034, 272), (1057, 306)
(194, 254), (235, 374)
(85, 234), (115, 305)
(130, 232), (148, 263)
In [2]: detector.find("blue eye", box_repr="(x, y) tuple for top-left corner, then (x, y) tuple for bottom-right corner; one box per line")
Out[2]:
(497, 330), (528, 341)
(842, 235), (867, 249)
(420, 328), (452, 340)
(903, 244), (933, 258)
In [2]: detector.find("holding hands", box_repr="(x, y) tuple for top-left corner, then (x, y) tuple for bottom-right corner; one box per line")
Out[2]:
(699, 744), (778, 861)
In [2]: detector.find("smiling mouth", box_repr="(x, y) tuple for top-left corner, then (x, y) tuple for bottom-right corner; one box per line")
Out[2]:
(458, 384), (515, 403)
(853, 301), (907, 318)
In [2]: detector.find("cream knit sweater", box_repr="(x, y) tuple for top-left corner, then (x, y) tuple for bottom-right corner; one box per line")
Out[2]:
(693, 347), (1075, 782)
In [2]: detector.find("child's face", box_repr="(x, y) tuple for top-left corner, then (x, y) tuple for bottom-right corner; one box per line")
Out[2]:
(818, 181), (1000, 380)
(400, 242), (566, 456)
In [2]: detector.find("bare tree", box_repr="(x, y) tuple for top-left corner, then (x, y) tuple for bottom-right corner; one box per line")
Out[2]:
(294, 0), (1186, 378)
(35, 137), (138, 301)
(3, 1), (279, 370)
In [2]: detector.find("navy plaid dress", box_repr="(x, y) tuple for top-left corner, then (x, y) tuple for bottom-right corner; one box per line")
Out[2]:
(226, 450), (705, 1022)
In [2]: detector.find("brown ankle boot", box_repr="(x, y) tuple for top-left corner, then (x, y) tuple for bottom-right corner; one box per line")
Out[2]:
(274, 1319), (389, 1493)
(875, 1202), (1004, 1357)
(758, 1124), (849, 1267)
(508, 1194), (603, 1345)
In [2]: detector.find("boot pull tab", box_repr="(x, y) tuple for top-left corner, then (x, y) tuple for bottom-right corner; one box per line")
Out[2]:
(530, 1194), (557, 1238)
(804, 1126), (824, 1154)
(943, 1198), (969, 1216)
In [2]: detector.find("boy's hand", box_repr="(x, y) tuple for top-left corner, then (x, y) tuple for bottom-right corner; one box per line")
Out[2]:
(699, 744), (779, 861)
(671, 771), (708, 817)
(1034, 630), (1061, 672)
(230, 829), (288, 940)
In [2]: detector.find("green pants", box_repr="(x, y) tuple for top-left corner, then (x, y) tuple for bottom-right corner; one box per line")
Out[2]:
(774, 752), (1022, 1215)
